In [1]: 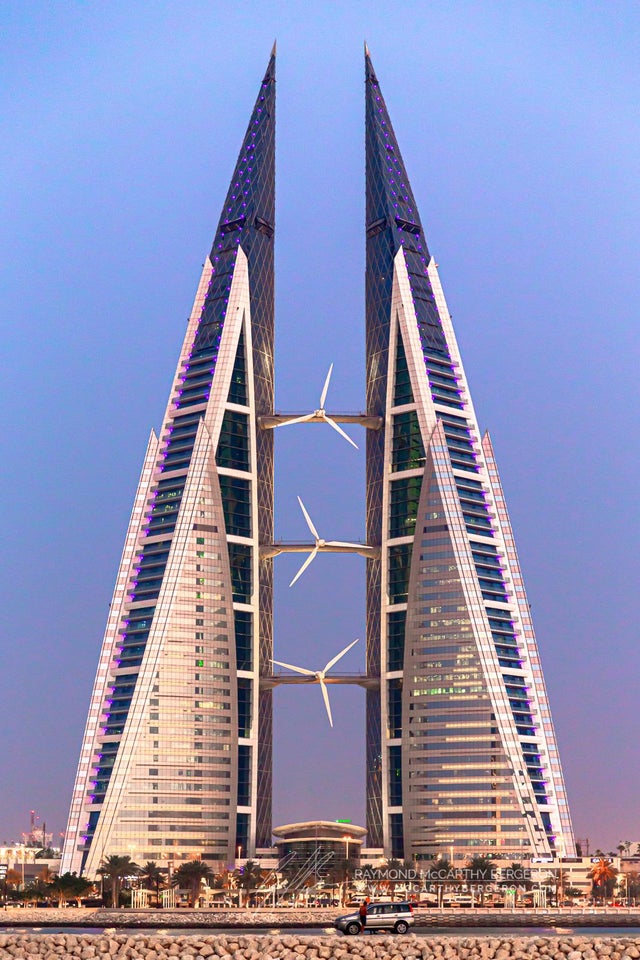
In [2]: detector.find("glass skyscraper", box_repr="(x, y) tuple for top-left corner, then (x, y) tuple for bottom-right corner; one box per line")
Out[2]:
(62, 47), (574, 875)
(364, 47), (573, 860)
(62, 49), (275, 875)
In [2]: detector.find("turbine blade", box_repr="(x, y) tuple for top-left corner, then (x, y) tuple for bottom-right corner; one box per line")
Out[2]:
(297, 496), (320, 540)
(319, 678), (334, 727)
(319, 363), (334, 409)
(323, 638), (359, 674)
(276, 413), (315, 427)
(325, 540), (365, 549)
(272, 658), (315, 676)
(289, 546), (319, 587)
(326, 416), (359, 449)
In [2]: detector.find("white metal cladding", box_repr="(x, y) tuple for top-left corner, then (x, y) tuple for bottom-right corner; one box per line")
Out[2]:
(481, 432), (575, 850)
(61, 429), (160, 874)
(374, 247), (574, 859)
(62, 250), (264, 877)
(83, 421), (239, 875)
(401, 421), (549, 858)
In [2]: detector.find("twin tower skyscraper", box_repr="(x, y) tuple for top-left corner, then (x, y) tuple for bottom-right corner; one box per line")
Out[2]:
(62, 48), (575, 876)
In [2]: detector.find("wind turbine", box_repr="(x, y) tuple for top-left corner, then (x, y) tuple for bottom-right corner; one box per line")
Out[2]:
(275, 364), (358, 449)
(272, 639), (359, 727)
(289, 497), (365, 586)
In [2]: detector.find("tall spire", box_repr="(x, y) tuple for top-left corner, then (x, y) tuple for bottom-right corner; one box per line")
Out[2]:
(194, 48), (275, 359)
(364, 51), (574, 861)
(365, 48), (445, 366)
(61, 47), (277, 877)
(365, 47), (426, 256)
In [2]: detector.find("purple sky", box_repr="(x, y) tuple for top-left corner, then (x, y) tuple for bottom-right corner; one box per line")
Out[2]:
(1, 2), (638, 855)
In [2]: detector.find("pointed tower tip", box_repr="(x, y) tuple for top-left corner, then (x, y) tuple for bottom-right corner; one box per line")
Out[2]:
(271, 39), (277, 57)
(364, 42), (376, 81)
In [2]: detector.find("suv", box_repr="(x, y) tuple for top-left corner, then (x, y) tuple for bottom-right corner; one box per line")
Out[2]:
(334, 901), (414, 935)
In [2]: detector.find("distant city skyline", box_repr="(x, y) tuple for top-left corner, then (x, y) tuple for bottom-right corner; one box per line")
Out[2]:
(1, 2), (638, 852)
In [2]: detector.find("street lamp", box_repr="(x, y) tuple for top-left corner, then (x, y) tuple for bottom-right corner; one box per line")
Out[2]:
(342, 836), (351, 906)
(18, 845), (25, 890)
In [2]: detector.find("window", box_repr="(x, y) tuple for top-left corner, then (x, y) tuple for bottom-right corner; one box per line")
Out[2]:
(228, 329), (248, 405)
(388, 544), (411, 603)
(235, 610), (253, 670)
(387, 610), (405, 671)
(237, 744), (251, 806)
(389, 745), (402, 805)
(388, 679), (402, 738)
(237, 678), (252, 738)
(393, 336), (414, 406)
(392, 411), (425, 472)
(390, 476), (423, 538)
(219, 475), (251, 537)
(229, 543), (252, 602)
(216, 410), (250, 472)
(390, 813), (404, 859)
(236, 813), (249, 856)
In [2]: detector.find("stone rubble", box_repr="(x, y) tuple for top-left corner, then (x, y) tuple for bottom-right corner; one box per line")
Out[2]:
(1, 933), (640, 960)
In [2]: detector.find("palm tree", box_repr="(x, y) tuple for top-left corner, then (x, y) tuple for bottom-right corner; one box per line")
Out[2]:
(504, 861), (531, 905)
(48, 872), (93, 907)
(541, 871), (561, 906)
(427, 856), (456, 907)
(321, 861), (343, 906)
(626, 870), (640, 905)
(277, 858), (301, 904)
(589, 858), (618, 903)
(140, 861), (165, 906)
(99, 854), (140, 908)
(234, 859), (263, 907)
(69, 874), (94, 906)
(171, 860), (214, 907)
(466, 855), (495, 906)
(379, 858), (402, 902)
(5, 868), (22, 892)
(36, 866), (53, 885)
(22, 879), (49, 904)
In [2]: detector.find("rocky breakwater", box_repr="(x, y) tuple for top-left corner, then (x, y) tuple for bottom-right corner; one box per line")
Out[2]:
(2, 933), (640, 960)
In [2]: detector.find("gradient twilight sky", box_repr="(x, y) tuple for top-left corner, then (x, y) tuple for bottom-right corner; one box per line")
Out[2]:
(1, 1), (638, 854)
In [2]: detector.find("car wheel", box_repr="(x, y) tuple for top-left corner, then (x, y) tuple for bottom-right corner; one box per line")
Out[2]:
(346, 922), (361, 936)
(395, 921), (409, 934)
